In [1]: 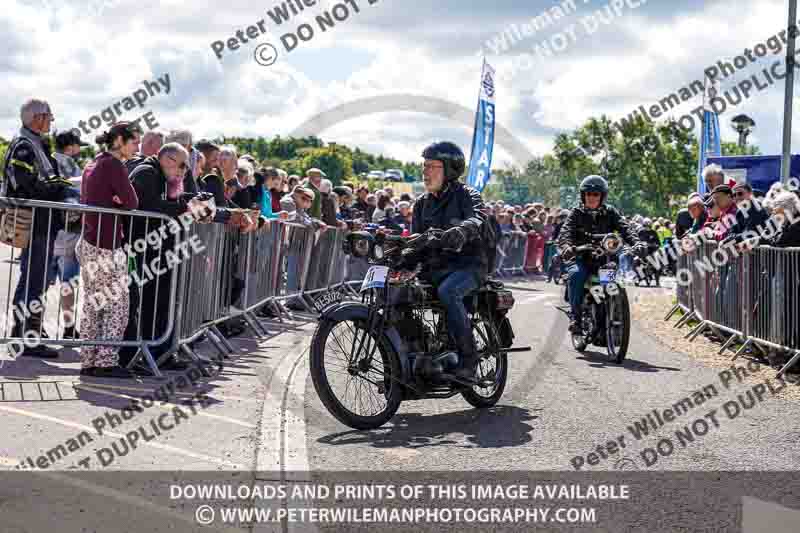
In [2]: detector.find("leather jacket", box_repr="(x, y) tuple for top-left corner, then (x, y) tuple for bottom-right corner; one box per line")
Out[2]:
(411, 180), (492, 274)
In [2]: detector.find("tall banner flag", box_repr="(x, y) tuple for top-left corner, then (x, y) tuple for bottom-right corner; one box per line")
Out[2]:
(466, 59), (496, 192)
(697, 75), (722, 195)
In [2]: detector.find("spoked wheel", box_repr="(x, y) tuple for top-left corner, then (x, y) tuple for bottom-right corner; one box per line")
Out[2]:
(605, 289), (631, 364)
(309, 318), (403, 429)
(461, 318), (507, 408)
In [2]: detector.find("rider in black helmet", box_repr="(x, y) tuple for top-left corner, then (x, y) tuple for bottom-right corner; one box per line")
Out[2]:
(558, 175), (644, 333)
(411, 141), (493, 384)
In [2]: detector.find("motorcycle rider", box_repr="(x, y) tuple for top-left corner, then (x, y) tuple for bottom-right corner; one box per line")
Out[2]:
(411, 141), (493, 384)
(558, 175), (643, 333)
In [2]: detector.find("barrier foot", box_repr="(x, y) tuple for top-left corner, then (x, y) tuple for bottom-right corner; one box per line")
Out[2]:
(674, 310), (696, 329)
(139, 345), (163, 379)
(242, 313), (266, 339)
(730, 338), (754, 362)
(206, 328), (230, 359)
(180, 345), (214, 377)
(210, 325), (236, 353)
(249, 311), (271, 336)
(718, 334), (739, 355)
(776, 350), (800, 379)
(664, 303), (681, 321)
(268, 299), (286, 323)
(685, 321), (707, 341)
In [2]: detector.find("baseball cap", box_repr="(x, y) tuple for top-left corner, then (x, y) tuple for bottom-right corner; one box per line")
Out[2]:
(56, 130), (88, 149)
(306, 167), (326, 177)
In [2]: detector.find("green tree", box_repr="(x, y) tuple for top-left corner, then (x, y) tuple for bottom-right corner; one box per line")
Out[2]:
(298, 148), (353, 185)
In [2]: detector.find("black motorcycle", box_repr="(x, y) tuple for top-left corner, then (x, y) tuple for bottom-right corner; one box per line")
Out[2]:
(563, 233), (631, 363)
(309, 229), (529, 430)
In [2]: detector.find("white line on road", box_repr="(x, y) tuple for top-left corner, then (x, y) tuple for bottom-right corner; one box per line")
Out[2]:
(77, 385), (257, 429)
(0, 403), (244, 469)
(72, 381), (260, 403)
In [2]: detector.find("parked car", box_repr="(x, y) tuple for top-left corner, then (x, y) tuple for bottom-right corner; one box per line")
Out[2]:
(367, 170), (385, 180)
(384, 169), (404, 182)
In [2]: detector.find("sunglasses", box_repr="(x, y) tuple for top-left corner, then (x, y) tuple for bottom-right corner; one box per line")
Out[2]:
(423, 163), (444, 171)
(585, 192), (602, 197)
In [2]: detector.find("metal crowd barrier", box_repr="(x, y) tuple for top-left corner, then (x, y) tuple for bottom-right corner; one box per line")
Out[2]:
(0, 197), (182, 377)
(665, 238), (800, 377)
(498, 231), (528, 276)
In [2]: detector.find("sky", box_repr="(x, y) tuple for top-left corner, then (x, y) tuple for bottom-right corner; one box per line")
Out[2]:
(3, 0), (800, 169)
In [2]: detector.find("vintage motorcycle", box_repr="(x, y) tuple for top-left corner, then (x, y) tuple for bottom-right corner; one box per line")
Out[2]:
(564, 233), (631, 364)
(309, 229), (529, 430)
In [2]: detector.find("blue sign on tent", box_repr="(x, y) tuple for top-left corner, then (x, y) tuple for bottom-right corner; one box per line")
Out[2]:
(706, 155), (800, 194)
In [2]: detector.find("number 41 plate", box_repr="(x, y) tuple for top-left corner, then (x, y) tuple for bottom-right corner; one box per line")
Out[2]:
(360, 266), (389, 292)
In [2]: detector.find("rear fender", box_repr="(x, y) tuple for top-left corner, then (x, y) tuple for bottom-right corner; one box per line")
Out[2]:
(320, 302), (411, 379)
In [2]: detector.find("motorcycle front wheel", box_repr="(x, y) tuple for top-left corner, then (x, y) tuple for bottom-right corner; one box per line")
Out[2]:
(605, 288), (631, 364)
(461, 318), (508, 408)
(310, 318), (403, 430)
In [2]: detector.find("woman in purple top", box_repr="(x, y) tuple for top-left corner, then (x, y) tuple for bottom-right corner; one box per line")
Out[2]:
(76, 122), (139, 379)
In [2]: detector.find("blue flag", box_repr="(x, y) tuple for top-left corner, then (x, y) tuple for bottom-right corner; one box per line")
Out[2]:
(466, 60), (496, 192)
(697, 76), (721, 195)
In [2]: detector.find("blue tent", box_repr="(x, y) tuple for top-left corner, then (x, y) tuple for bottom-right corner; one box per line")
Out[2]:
(706, 155), (800, 194)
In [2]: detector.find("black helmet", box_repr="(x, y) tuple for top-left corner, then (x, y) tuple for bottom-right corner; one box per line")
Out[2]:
(579, 175), (609, 206)
(422, 141), (466, 181)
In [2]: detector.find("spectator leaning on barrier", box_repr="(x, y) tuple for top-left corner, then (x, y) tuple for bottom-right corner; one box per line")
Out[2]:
(319, 178), (338, 227)
(119, 143), (195, 371)
(166, 129), (199, 195)
(195, 140), (223, 205)
(233, 160), (256, 209)
(77, 122), (140, 379)
(303, 168), (324, 219)
(258, 167), (284, 220)
(711, 184), (738, 241)
(53, 130), (87, 179)
(686, 193), (707, 234)
(729, 182), (770, 243)
(3, 99), (75, 358)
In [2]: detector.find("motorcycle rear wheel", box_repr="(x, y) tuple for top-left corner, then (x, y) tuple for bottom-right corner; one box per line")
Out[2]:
(461, 318), (508, 408)
(310, 318), (403, 430)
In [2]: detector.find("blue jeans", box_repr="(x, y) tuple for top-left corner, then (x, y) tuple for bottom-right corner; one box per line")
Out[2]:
(431, 269), (481, 360)
(566, 261), (592, 318)
(618, 252), (633, 276)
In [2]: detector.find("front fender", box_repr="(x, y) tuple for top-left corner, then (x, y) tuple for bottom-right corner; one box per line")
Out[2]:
(318, 302), (411, 379)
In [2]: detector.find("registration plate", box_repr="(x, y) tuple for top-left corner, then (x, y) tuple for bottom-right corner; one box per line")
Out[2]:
(598, 269), (616, 285)
(360, 266), (389, 292)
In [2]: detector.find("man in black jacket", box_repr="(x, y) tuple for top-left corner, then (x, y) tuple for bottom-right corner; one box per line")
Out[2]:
(2, 99), (73, 358)
(411, 141), (492, 383)
(118, 143), (196, 371)
(558, 175), (643, 333)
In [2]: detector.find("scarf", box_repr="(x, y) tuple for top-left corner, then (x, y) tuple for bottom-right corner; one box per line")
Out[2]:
(166, 173), (184, 200)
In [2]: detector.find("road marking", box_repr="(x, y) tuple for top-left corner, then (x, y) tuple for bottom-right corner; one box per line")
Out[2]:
(0, 403), (244, 469)
(77, 385), (257, 429)
(283, 348), (311, 473)
(72, 381), (260, 403)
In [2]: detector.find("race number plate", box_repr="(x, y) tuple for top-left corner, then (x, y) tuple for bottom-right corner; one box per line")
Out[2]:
(360, 266), (389, 292)
(598, 269), (616, 285)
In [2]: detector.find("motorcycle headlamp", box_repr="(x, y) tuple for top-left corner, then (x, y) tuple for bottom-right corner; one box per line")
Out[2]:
(602, 235), (621, 254)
